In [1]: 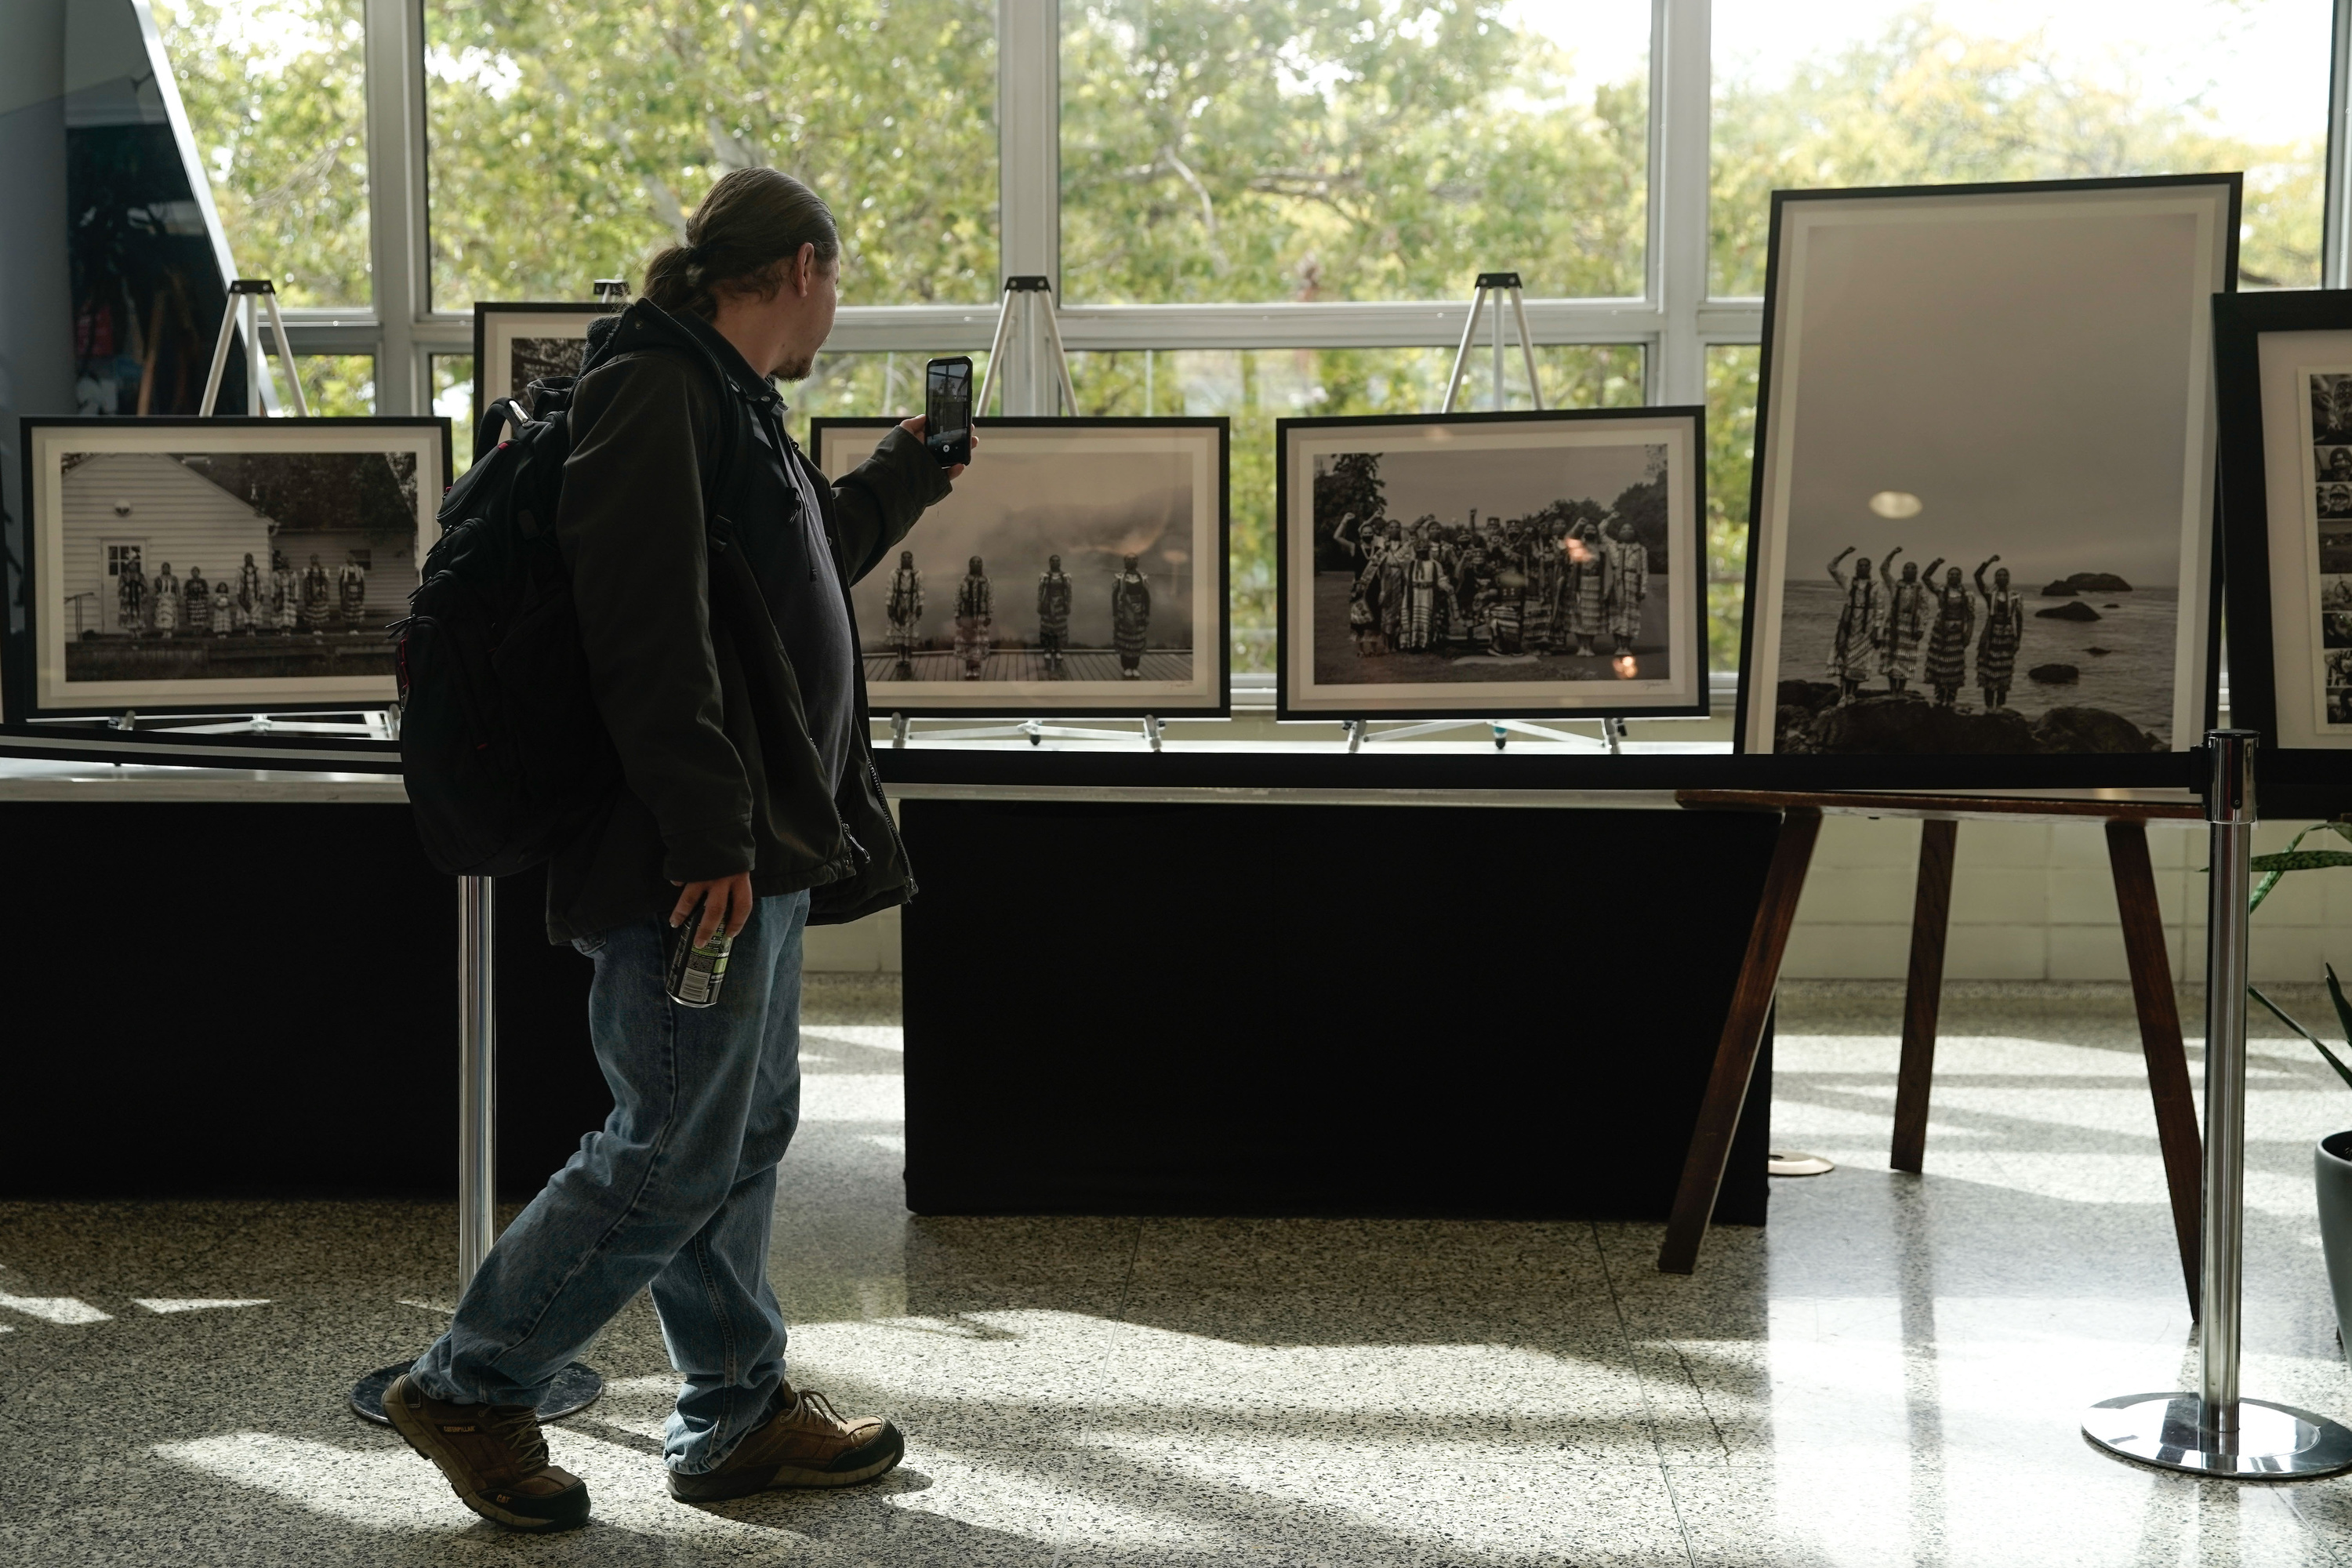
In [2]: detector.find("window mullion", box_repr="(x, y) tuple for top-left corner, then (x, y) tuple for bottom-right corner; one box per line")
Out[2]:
(996, 0), (1058, 413)
(363, 0), (431, 415)
(1653, 0), (1710, 406)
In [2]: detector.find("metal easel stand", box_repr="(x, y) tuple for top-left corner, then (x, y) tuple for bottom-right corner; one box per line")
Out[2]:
(2082, 731), (2352, 1478)
(1345, 272), (1618, 758)
(1343, 716), (1625, 753)
(975, 274), (1079, 419)
(908, 280), (1160, 753)
(900, 713), (1166, 751)
(350, 877), (602, 1425)
(198, 278), (310, 418)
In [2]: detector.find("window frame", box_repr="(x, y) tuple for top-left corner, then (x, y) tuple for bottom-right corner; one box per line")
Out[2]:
(268, 0), (2352, 422)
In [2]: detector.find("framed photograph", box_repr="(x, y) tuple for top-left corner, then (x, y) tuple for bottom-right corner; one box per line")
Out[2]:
(1275, 408), (1707, 721)
(16, 417), (448, 717)
(1735, 175), (2238, 771)
(2212, 289), (2352, 768)
(473, 303), (615, 421)
(811, 416), (1229, 717)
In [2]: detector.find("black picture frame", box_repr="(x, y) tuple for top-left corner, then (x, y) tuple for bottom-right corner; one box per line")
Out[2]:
(471, 302), (622, 426)
(13, 416), (451, 720)
(1733, 173), (2239, 782)
(1274, 406), (1709, 723)
(811, 415), (1232, 719)
(2212, 289), (2352, 817)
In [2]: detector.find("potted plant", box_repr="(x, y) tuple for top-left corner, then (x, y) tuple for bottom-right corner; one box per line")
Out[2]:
(2246, 821), (2352, 1359)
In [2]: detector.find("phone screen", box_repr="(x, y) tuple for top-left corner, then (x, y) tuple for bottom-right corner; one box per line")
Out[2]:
(925, 358), (972, 466)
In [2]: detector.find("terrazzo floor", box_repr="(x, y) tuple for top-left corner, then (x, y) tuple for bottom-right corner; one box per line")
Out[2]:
(5, 978), (2352, 1565)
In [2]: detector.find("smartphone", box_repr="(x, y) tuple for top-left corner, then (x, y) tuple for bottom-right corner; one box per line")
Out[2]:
(924, 356), (972, 467)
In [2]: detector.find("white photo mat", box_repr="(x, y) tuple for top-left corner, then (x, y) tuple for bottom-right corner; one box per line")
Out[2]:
(26, 420), (444, 714)
(1741, 181), (2231, 755)
(1280, 414), (1704, 718)
(815, 419), (1227, 714)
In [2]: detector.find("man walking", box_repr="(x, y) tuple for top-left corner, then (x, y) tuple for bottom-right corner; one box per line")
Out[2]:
(383, 168), (967, 1532)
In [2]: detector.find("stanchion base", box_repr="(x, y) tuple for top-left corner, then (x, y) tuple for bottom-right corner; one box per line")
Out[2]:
(349, 1360), (604, 1426)
(1767, 1150), (1835, 1178)
(2083, 1392), (2352, 1478)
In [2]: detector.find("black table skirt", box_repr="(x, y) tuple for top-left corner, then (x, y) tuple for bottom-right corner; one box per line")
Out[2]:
(2, 803), (604, 1199)
(901, 800), (1774, 1223)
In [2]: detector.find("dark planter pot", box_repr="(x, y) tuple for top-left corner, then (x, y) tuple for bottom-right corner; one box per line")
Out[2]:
(2321, 1131), (2352, 1361)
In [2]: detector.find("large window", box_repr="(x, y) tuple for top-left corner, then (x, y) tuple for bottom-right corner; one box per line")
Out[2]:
(155, 0), (372, 306)
(1711, 1), (2333, 296)
(423, 0), (999, 310)
(1061, 1), (1651, 304)
(151, 0), (2352, 693)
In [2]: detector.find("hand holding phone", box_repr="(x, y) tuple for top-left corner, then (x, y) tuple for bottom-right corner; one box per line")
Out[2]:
(924, 356), (972, 467)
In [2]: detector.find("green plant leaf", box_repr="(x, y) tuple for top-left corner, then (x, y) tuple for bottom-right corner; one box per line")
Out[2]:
(2330, 964), (2352, 1046)
(2250, 983), (2352, 1094)
(2248, 851), (2352, 873)
(2249, 868), (2286, 914)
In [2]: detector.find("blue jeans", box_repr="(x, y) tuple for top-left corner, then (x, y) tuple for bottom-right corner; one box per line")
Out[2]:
(411, 889), (809, 1475)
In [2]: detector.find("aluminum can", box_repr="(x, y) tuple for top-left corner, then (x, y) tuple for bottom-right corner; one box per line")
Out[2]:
(666, 912), (733, 1008)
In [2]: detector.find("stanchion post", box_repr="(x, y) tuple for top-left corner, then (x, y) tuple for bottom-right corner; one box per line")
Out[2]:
(457, 875), (496, 1295)
(2082, 730), (2352, 1477)
(347, 873), (603, 1425)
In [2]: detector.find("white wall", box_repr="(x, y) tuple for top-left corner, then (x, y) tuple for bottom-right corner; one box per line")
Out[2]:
(801, 811), (2352, 983)
(1781, 814), (2350, 985)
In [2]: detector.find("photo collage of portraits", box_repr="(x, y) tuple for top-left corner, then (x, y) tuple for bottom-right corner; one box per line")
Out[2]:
(2304, 372), (2352, 724)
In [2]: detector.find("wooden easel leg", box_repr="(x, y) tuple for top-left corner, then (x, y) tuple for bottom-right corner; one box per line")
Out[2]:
(1890, 818), (1958, 1173)
(1660, 808), (1824, 1274)
(2106, 819), (2202, 1320)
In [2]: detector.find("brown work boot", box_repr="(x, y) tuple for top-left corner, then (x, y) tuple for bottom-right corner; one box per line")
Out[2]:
(668, 1384), (905, 1501)
(381, 1372), (591, 1531)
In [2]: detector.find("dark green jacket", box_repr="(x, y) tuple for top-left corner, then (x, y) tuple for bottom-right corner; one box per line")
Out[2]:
(543, 301), (950, 942)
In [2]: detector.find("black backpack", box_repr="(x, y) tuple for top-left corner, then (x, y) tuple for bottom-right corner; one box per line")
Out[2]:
(396, 327), (731, 877)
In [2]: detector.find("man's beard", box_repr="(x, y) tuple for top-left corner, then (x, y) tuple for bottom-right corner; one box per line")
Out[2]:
(776, 350), (816, 382)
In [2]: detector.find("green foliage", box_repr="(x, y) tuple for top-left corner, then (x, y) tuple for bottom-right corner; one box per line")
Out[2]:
(154, 0), (372, 305)
(421, 0), (998, 308)
(1060, 0), (1646, 304)
(1710, 8), (2322, 296)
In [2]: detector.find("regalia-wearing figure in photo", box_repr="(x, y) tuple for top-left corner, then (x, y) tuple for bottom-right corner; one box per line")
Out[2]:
(1973, 556), (2024, 710)
(183, 567), (212, 635)
(1923, 565), (1975, 707)
(238, 553), (263, 621)
(1523, 521), (1561, 652)
(1825, 546), (1881, 702)
(117, 555), (147, 637)
(1559, 521), (1610, 657)
(1398, 543), (1450, 652)
(1036, 554), (1073, 674)
(151, 563), (178, 636)
(954, 555), (993, 679)
(1348, 523), (1387, 655)
(301, 554), (332, 637)
(1878, 549), (1938, 693)
(1453, 534), (1490, 652)
(1602, 517), (1648, 657)
(884, 550), (924, 677)
(1377, 533), (1409, 655)
(1111, 553), (1151, 678)
(338, 553), (369, 627)
(272, 554), (301, 633)
(212, 578), (235, 637)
